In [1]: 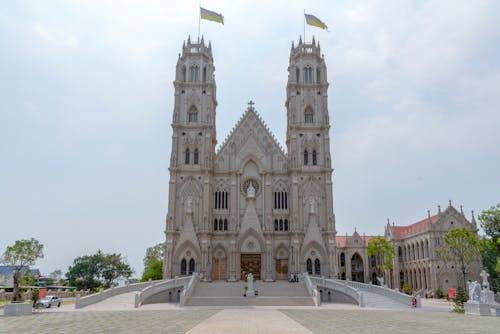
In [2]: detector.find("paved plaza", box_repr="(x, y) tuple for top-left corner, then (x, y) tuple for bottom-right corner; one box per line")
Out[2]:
(1, 306), (499, 334)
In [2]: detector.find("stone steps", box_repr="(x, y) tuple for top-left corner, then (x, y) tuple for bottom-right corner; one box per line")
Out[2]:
(185, 296), (315, 307)
(186, 281), (313, 306)
(361, 291), (412, 309)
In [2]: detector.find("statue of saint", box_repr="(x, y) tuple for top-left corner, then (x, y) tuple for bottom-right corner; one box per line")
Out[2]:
(186, 196), (193, 213)
(467, 281), (481, 302)
(247, 183), (255, 198)
(309, 198), (316, 214)
(480, 270), (490, 291)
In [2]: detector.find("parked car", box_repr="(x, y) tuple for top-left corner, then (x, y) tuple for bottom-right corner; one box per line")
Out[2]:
(36, 295), (61, 308)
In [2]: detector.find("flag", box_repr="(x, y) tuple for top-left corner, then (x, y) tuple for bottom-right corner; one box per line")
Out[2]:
(305, 13), (328, 30)
(201, 7), (224, 25)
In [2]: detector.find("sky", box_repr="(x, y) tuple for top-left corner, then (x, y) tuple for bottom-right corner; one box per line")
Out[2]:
(1, 0), (499, 279)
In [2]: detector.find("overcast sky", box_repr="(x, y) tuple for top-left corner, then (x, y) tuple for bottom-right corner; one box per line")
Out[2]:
(1, 0), (499, 278)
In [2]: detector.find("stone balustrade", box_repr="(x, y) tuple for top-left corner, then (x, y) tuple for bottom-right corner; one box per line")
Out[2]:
(75, 280), (162, 309)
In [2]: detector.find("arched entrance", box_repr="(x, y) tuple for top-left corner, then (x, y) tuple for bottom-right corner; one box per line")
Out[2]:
(351, 253), (364, 282)
(275, 246), (289, 280)
(240, 254), (261, 280)
(212, 247), (227, 281)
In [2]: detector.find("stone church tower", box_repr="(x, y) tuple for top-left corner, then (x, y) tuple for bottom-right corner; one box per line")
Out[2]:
(163, 36), (338, 281)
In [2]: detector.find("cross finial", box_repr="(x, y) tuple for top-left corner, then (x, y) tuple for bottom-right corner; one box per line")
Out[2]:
(247, 100), (255, 110)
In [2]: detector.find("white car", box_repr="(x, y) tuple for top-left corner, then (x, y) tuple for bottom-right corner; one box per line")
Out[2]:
(37, 295), (61, 308)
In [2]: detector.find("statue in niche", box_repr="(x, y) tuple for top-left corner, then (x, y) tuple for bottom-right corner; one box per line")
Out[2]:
(247, 183), (255, 198)
(309, 198), (316, 214)
(186, 196), (193, 213)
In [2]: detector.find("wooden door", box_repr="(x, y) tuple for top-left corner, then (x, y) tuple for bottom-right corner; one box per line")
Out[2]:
(240, 254), (261, 280)
(276, 259), (288, 280)
(212, 258), (226, 280)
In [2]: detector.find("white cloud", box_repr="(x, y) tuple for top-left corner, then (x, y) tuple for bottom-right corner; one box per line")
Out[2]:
(33, 23), (78, 47)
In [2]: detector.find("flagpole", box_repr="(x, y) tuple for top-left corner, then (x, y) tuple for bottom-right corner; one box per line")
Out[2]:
(303, 10), (306, 43)
(198, 4), (201, 42)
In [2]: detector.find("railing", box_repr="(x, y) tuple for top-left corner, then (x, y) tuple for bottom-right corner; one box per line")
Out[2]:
(302, 273), (320, 306)
(134, 275), (193, 308)
(310, 276), (363, 307)
(179, 273), (201, 306)
(75, 280), (162, 309)
(342, 280), (413, 307)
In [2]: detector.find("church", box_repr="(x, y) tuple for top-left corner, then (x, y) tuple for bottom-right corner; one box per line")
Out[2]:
(162, 36), (480, 293)
(163, 36), (337, 282)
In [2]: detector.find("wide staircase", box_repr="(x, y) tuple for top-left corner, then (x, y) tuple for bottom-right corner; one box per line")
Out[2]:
(361, 291), (412, 309)
(185, 280), (315, 307)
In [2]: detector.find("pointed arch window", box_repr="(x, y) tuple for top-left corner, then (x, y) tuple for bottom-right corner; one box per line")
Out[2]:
(188, 258), (195, 274)
(284, 219), (289, 231)
(193, 148), (199, 164)
(304, 66), (313, 83)
(312, 150), (317, 165)
(306, 258), (313, 275)
(213, 219), (218, 231)
(190, 65), (199, 82)
(188, 106), (198, 122)
(180, 259), (187, 275)
(274, 219), (278, 231)
(214, 191), (228, 209)
(182, 65), (187, 82)
(314, 259), (321, 275)
(202, 66), (207, 82)
(305, 107), (314, 123)
(223, 218), (228, 231)
(316, 68), (321, 84)
(340, 253), (345, 267)
(185, 148), (190, 164)
(273, 191), (288, 209)
(296, 67), (300, 83)
(304, 150), (308, 165)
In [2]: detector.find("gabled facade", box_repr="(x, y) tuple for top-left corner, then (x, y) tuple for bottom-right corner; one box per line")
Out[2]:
(385, 202), (481, 294)
(163, 36), (338, 281)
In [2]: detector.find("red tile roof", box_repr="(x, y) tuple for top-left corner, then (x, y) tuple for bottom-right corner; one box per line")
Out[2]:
(336, 235), (378, 247)
(393, 214), (439, 239)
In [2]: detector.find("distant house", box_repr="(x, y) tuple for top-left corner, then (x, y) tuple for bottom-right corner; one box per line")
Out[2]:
(0, 265), (41, 290)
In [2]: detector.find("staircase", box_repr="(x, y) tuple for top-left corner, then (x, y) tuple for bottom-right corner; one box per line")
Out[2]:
(362, 291), (412, 309)
(184, 281), (315, 307)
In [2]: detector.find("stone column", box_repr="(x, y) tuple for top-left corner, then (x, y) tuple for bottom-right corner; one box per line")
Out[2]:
(346, 251), (352, 281)
(264, 238), (273, 281)
(228, 238), (237, 281)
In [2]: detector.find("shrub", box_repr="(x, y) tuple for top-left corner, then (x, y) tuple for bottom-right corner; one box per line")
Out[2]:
(401, 283), (412, 295)
(435, 289), (445, 299)
(451, 286), (467, 313)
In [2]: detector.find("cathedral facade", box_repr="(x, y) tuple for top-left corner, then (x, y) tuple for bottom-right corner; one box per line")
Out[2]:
(163, 36), (337, 281)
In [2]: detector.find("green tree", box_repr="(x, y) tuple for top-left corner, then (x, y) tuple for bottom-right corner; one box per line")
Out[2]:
(66, 250), (133, 291)
(141, 260), (163, 281)
(366, 237), (394, 279)
(479, 203), (500, 291)
(438, 227), (480, 289)
(479, 204), (500, 243)
(141, 243), (164, 282)
(1, 238), (44, 301)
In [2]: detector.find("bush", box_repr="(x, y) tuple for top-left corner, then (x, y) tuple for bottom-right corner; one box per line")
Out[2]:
(401, 283), (412, 295)
(435, 289), (445, 299)
(452, 286), (468, 313)
(31, 289), (39, 307)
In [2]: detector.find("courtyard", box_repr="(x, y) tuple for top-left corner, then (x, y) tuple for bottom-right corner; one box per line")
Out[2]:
(1, 306), (498, 334)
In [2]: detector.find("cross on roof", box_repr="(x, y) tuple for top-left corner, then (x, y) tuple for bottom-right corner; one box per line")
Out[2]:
(247, 100), (255, 110)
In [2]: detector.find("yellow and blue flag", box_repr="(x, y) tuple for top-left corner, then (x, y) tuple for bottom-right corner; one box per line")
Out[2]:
(305, 13), (328, 30)
(201, 7), (224, 25)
